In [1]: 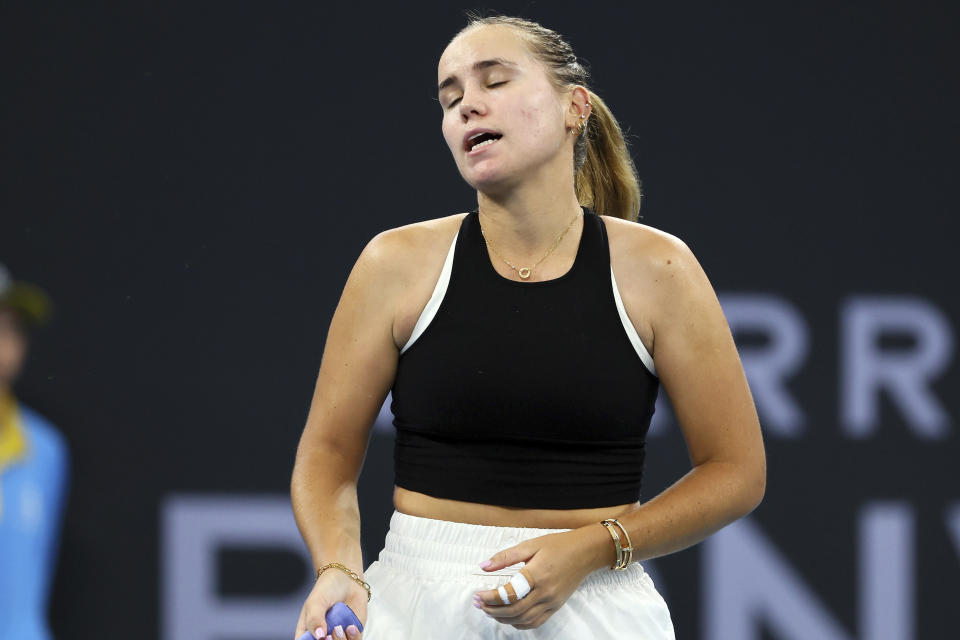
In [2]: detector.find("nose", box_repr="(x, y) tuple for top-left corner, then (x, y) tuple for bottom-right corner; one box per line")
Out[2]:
(458, 86), (487, 120)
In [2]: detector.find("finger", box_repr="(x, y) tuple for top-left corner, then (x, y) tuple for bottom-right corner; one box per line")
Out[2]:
(345, 624), (362, 638)
(475, 569), (535, 607)
(473, 589), (507, 607)
(513, 606), (556, 630)
(519, 568), (536, 590)
(480, 543), (534, 572)
(494, 600), (552, 626)
(297, 620), (326, 639)
(476, 591), (540, 621)
(473, 583), (527, 610)
(330, 625), (351, 639)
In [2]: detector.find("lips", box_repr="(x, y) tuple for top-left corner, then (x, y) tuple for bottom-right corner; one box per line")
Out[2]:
(463, 129), (503, 152)
(466, 137), (502, 156)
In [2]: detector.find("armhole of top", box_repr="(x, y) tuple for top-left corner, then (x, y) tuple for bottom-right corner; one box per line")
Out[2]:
(399, 230), (459, 355)
(610, 265), (658, 377)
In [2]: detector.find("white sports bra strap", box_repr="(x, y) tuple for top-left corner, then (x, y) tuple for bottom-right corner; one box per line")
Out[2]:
(400, 230), (459, 355)
(609, 266), (657, 377)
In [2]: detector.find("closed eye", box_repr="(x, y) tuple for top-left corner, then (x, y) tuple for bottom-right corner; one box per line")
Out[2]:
(444, 81), (509, 109)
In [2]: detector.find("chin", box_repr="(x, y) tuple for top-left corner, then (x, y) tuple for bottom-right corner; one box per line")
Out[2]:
(461, 163), (519, 194)
(467, 174), (517, 196)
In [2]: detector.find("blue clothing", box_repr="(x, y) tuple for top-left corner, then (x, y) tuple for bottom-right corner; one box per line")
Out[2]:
(0, 404), (69, 640)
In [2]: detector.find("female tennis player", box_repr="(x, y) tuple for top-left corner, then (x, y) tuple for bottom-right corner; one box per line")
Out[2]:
(291, 14), (765, 640)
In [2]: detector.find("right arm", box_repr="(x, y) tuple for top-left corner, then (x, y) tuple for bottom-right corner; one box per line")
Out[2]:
(291, 230), (406, 638)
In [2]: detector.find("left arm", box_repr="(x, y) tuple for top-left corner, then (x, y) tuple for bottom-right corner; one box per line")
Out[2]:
(583, 232), (766, 569)
(475, 232), (766, 628)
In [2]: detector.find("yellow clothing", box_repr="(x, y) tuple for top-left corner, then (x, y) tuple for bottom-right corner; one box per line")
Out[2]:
(0, 389), (29, 520)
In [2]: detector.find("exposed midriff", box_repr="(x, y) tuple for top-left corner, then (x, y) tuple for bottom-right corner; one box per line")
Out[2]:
(393, 486), (640, 529)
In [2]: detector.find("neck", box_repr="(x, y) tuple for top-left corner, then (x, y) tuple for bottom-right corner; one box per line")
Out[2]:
(476, 177), (583, 256)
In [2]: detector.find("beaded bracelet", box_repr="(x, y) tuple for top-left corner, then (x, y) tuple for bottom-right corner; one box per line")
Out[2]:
(316, 562), (372, 602)
(600, 518), (634, 571)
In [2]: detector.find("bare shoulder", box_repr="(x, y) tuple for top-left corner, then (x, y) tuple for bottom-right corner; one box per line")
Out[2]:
(600, 215), (692, 276)
(600, 215), (713, 358)
(362, 212), (466, 269)
(352, 212), (467, 290)
(354, 212), (469, 349)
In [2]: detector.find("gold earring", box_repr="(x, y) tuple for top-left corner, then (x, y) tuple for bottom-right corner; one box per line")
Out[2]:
(574, 102), (591, 136)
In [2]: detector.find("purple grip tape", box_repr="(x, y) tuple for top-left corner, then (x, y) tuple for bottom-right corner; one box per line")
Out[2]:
(296, 602), (363, 639)
(326, 602), (363, 633)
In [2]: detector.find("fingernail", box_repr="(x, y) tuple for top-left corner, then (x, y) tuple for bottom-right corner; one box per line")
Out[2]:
(474, 601), (483, 609)
(479, 560), (493, 569)
(334, 626), (345, 639)
(346, 625), (359, 637)
(313, 629), (324, 640)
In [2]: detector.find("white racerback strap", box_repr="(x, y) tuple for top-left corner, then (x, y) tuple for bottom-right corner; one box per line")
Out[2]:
(400, 230), (459, 355)
(610, 266), (657, 377)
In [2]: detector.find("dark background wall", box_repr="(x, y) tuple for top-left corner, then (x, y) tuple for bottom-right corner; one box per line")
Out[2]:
(2, 2), (958, 639)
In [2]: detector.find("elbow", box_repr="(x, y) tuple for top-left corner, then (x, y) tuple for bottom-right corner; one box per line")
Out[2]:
(747, 471), (766, 514)
(739, 459), (766, 516)
(715, 455), (765, 519)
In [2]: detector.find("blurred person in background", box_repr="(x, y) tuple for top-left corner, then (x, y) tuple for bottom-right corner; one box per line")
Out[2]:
(0, 263), (69, 640)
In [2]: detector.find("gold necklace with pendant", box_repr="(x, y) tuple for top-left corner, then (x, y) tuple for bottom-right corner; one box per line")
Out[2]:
(479, 209), (582, 280)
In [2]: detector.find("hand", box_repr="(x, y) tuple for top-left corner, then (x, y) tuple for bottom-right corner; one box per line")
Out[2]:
(473, 527), (602, 630)
(294, 567), (368, 640)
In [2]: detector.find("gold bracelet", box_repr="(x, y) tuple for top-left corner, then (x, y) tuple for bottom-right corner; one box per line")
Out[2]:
(601, 518), (634, 570)
(316, 562), (372, 602)
(611, 518), (634, 569)
(600, 520), (624, 570)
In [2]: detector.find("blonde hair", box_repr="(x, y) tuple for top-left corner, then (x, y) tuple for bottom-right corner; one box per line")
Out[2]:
(455, 13), (642, 222)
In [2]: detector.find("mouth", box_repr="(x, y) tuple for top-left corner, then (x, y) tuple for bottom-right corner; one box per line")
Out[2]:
(465, 132), (503, 154)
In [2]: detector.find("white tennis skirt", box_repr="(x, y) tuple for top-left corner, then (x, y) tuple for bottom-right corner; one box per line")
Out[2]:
(361, 510), (675, 639)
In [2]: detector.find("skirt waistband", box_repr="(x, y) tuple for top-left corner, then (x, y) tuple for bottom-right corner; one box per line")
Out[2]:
(375, 509), (647, 589)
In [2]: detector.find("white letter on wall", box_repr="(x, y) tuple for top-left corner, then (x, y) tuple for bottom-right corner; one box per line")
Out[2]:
(860, 503), (915, 640)
(842, 296), (953, 439)
(162, 494), (312, 640)
(704, 518), (853, 640)
(705, 506), (915, 640)
(720, 294), (809, 436)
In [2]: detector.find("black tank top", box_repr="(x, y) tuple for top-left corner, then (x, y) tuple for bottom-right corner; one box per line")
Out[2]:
(390, 207), (659, 509)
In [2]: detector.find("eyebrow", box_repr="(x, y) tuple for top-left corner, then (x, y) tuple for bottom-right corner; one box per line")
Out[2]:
(437, 58), (518, 92)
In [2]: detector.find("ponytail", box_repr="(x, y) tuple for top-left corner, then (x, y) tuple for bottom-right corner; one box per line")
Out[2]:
(575, 92), (642, 222)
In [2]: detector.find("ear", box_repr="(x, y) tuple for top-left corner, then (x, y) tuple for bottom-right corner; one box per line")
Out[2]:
(566, 85), (592, 130)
